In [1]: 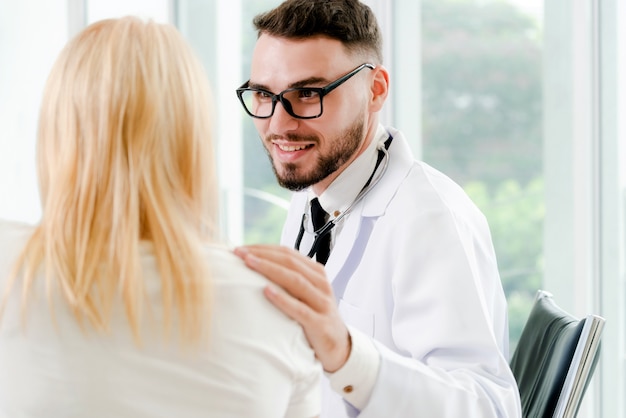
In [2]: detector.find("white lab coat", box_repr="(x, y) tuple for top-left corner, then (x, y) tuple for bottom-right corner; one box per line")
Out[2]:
(281, 126), (522, 417)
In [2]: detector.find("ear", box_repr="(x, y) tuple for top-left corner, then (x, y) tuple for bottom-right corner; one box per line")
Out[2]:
(369, 65), (389, 112)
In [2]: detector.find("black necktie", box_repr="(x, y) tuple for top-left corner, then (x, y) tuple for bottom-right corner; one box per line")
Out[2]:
(310, 197), (331, 265)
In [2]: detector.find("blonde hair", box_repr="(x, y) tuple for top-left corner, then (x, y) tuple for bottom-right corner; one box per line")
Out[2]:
(4, 17), (217, 344)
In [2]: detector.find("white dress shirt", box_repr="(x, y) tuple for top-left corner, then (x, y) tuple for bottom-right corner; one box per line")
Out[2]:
(0, 219), (321, 418)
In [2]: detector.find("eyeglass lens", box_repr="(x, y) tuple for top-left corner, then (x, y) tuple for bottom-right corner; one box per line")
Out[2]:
(240, 89), (322, 119)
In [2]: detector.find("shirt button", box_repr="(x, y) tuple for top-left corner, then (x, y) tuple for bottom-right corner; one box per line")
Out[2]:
(343, 385), (354, 393)
(333, 210), (341, 217)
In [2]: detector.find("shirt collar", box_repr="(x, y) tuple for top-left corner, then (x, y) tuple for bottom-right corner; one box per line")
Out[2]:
(309, 124), (389, 218)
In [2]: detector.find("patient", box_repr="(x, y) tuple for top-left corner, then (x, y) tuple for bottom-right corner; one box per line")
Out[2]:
(0, 16), (320, 418)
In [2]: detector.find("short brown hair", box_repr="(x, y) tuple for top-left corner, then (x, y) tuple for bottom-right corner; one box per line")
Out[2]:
(253, 0), (383, 63)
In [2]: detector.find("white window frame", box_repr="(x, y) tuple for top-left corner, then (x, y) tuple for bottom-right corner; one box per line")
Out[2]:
(543, 0), (625, 416)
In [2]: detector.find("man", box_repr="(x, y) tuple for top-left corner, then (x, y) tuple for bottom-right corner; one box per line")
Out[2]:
(234, 0), (522, 416)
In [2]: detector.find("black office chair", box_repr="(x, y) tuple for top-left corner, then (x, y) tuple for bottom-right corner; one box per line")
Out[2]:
(509, 290), (605, 418)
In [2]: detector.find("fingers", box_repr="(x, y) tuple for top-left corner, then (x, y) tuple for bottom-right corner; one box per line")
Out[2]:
(234, 245), (331, 311)
(236, 245), (326, 280)
(263, 283), (315, 326)
(264, 282), (350, 373)
(235, 244), (351, 372)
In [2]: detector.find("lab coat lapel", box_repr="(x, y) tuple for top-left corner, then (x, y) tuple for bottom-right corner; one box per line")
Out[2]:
(325, 128), (414, 287)
(281, 192), (310, 252)
(323, 204), (363, 284)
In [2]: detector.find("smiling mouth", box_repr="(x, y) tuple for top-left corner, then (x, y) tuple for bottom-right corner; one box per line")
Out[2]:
(276, 143), (314, 152)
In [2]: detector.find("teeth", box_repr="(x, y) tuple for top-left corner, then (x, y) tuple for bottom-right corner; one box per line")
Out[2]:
(278, 144), (309, 151)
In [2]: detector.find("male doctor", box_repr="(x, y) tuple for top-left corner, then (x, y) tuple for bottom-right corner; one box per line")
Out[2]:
(234, 0), (522, 416)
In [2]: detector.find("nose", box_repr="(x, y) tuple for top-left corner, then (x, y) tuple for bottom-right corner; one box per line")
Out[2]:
(268, 99), (299, 133)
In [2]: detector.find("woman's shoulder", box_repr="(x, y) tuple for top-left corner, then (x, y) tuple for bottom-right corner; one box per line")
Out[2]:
(0, 218), (35, 237)
(201, 243), (319, 374)
(0, 219), (35, 290)
(0, 218), (34, 258)
(201, 243), (302, 331)
(202, 243), (314, 353)
(201, 243), (268, 288)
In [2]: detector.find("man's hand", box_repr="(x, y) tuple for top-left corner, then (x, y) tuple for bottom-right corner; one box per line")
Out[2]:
(234, 244), (351, 373)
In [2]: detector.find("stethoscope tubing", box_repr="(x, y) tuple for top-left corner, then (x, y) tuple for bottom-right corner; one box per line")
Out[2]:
(294, 135), (392, 257)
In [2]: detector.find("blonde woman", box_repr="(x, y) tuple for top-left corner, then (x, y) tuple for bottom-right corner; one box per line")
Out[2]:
(0, 17), (320, 418)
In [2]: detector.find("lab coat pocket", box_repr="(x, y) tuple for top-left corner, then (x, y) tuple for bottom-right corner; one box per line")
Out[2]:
(338, 299), (374, 337)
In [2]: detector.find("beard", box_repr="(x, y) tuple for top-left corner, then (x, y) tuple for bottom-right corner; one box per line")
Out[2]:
(264, 116), (365, 191)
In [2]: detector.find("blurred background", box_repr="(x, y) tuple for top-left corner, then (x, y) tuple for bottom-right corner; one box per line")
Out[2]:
(1, 1), (624, 416)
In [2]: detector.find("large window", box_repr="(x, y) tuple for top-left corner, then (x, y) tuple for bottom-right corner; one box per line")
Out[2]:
(419, 0), (544, 350)
(1, 1), (623, 416)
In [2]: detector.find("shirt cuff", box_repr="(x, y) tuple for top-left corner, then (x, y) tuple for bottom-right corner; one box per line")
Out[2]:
(325, 327), (381, 410)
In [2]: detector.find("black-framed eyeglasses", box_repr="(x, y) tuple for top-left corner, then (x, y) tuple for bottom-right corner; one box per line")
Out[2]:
(236, 63), (375, 119)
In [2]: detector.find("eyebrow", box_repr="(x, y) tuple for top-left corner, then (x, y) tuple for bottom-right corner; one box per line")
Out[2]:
(248, 76), (330, 93)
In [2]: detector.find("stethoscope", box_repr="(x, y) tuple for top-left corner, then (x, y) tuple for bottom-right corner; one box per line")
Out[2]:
(294, 134), (393, 258)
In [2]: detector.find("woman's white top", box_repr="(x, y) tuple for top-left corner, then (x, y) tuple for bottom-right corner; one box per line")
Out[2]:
(0, 220), (320, 418)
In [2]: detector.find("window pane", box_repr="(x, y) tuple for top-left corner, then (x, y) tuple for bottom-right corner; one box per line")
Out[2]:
(87, 0), (169, 22)
(421, 0), (544, 349)
(0, 0), (69, 223)
(239, 0), (289, 245)
(176, 0), (284, 245)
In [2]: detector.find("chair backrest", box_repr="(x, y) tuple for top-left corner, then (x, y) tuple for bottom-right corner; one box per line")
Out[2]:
(509, 290), (605, 418)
